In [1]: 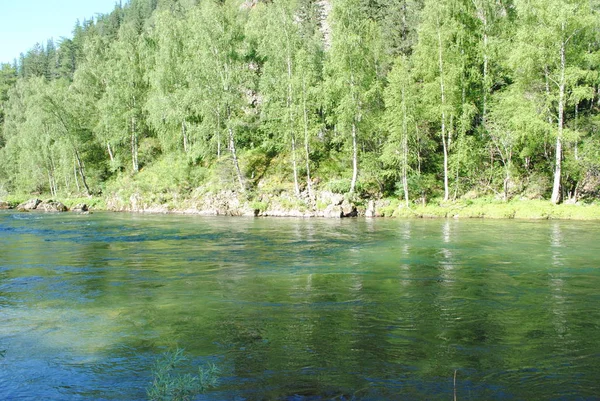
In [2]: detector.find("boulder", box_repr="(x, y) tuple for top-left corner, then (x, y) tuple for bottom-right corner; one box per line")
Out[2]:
(365, 200), (376, 218)
(16, 198), (42, 211)
(341, 205), (358, 218)
(0, 201), (10, 210)
(71, 203), (89, 212)
(38, 200), (68, 212)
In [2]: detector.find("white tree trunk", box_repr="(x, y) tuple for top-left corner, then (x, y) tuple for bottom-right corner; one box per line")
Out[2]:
(287, 56), (300, 197)
(131, 116), (139, 173)
(401, 86), (410, 207)
(107, 142), (114, 163)
(437, 15), (449, 201)
(182, 120), (188, 153)
(551, 37), (566, 204)
(302, 79), (313, 199)
(229, 126), (245, 192)
(74, 148), (90, 196)
(350, 121), (358, 193)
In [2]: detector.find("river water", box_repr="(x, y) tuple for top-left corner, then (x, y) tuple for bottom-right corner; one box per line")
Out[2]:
(0, 211), (599, 400)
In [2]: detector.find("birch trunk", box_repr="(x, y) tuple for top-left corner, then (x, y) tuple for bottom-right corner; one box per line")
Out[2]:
(229, 126), (245, 192)
(74, 161), (80, 192)
(350, 121), (358, 193)
(401, 86), (410, 207)
(74, 148), (90, 196)
(551, 33), (566, 204)
(182, 120), (188, 153)
(302, 78), (313, 199)
(131, 116), (139, 173)
(216, 110), (222, 158)
(287, 56), (300, 196)
(107, 142), (114, 163)
(437, 14), (449, 201)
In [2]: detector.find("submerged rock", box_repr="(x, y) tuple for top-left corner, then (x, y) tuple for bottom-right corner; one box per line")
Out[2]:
(16, 198), (42, 211)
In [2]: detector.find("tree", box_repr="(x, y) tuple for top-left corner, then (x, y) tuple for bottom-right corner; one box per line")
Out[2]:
(254, 0), (326, 197)
(413, 0), (464, 201)
(512, 0), (598, 203)
(98, 19), (152, 174)
(383, 55), (418, 206)
(184, 0), (253, 192)
(147, 9), (193, 154)
(325, 0), (384, 193)
(0, 63), (18, 129)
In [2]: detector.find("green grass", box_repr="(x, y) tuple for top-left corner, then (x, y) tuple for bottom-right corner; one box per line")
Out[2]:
(383, 198), (600, 220)
(1, 194), (29, 208)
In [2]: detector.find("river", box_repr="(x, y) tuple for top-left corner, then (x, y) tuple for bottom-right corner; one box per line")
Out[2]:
(1, 211), (599, 400)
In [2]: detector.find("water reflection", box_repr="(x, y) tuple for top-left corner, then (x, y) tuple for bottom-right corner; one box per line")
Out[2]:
(1, 212), (600, 400)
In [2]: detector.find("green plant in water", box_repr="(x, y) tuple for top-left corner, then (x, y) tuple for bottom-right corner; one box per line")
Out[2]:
(147, 348), (219, 401)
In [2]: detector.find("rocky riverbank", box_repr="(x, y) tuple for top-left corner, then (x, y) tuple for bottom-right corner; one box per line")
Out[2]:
(0, 198), (88, 213)
(2, 191), (599, 220)
(105, 190), (388, 218)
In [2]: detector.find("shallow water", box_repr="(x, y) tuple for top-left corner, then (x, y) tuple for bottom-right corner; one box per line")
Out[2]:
(1, 211), (599, 400)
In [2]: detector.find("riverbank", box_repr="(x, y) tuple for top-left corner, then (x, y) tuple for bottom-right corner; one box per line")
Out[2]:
(2, 191), (600, 220)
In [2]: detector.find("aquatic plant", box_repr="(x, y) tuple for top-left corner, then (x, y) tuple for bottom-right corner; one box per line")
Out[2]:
(147, 348), (219, 401)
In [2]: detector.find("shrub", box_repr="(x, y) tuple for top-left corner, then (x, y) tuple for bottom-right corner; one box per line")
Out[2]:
(250, 200), (268, 212)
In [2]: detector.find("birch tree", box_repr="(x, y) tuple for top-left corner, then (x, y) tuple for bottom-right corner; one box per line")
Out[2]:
(513, 0), (597, 203)
(325, 0), (384, 193)
(413, 0), (462, 201)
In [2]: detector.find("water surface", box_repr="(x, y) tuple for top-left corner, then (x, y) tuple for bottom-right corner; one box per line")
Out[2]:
(1, 211), (599, 400)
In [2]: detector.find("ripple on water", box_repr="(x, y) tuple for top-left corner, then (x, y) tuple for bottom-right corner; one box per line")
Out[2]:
(1, 215), (600, 399)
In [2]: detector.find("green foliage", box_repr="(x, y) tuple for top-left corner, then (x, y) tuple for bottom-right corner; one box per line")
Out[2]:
(1, 0), (599, 206)
(147, 348), (219, 401)
(326, 178), (352, 195)
(250, 200), (268, 212)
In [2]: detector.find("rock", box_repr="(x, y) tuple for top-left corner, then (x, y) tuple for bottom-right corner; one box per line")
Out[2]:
(38, 200), (68, 212)
(341, 205), (358, 218)
(365, 200), (375, 218)
(0, 201), (10, 210)
(130, 193), (141, 212)
(71, 203), (89, 212)
(321, 204), (342, 218)
(16, 198), (42, 211)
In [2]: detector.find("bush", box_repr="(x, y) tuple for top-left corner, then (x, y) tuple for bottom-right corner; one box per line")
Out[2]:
(326, 178), (351, 194)
(250, 200), (268, 212)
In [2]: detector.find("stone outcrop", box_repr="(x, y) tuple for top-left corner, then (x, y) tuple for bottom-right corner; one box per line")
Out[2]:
(38, 200), (68, 212)
(71, 204), (89, 212)
(0, 201), (10, 209)
(16, 198), (42, 212)
(104, 189), (395, 218)
(15, 198), (69, 212)
(365, 200), (376, 217)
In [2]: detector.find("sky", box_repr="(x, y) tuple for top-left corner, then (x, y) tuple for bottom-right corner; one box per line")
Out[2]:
(0, 0), (120, 64)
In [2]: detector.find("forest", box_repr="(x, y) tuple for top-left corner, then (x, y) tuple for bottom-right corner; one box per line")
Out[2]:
(0, 0), (599, 208)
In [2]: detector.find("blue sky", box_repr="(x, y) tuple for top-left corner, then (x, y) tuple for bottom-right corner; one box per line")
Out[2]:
(0, 0), (120, 64)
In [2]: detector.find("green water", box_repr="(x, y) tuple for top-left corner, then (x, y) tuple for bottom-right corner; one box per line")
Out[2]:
(1, 211), (599, 400)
